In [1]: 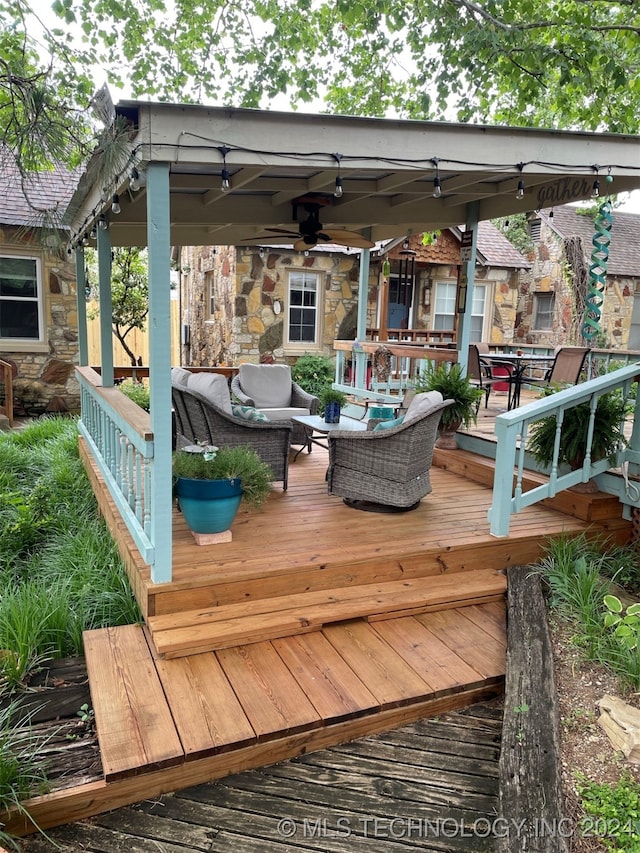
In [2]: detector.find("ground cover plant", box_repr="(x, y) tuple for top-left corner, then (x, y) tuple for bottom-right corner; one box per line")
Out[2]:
(0, 417), (141, 846)
(536, 533), (640, 851)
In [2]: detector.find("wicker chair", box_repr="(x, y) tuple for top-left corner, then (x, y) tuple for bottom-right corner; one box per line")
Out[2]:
(231, 364), (319, 451)
(172, 383), (292, 490)
(327, 396), (454, 512)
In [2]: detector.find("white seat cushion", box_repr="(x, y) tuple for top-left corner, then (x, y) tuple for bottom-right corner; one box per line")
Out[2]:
(403, 391), (444, 423)
(258, 406), (310, 421)
(239, 364), (292, 408)
(187, 372), (233, 414)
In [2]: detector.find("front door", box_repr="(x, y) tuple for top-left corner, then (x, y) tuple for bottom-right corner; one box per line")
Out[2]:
(388, 274), (413, 330)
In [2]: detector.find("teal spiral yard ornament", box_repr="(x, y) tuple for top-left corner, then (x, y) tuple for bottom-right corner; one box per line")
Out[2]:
(581, 201), (613, 342)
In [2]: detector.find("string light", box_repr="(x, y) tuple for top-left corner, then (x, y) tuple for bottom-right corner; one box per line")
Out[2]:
(334, 175), (343, 198)
(431, 157), (442, 198)
(591, 179), (600, 199)
(129, 167), (146, 191)
(67, 136), (635, 248)
(111, 194), (121, 214)
(218, 145), (231, 191)
(98, 214), (108, 230)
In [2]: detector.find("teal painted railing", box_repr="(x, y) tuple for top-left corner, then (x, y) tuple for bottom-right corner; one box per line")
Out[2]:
(77, 367), (157, 570)
(488, 362), (640, 536)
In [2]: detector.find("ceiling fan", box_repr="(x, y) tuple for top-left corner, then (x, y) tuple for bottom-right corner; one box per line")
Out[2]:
(243, 196), (375, 251)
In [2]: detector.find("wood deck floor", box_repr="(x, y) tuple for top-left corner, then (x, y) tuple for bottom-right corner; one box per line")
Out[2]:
(6, 434), (630, 838)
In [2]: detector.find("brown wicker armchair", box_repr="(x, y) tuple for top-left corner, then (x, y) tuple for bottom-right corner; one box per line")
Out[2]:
(327, 395), (454, 512)
(172, 382), (292, 490)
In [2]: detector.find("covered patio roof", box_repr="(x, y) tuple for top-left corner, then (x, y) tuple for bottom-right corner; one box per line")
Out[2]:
(65, 102), (640, 248)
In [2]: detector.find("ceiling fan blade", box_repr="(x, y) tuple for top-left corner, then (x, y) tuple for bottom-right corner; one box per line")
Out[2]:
(294, 237), (318, 251)
(241, 234), (300, 244)
(318, 229), (375, 249)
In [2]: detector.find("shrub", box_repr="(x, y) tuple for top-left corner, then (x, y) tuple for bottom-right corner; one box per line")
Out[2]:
(291, 354), (335, 397)
(118, 378), (150, 411)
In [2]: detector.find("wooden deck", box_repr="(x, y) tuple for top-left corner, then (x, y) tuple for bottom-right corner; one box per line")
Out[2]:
(6, 434), (631, 838)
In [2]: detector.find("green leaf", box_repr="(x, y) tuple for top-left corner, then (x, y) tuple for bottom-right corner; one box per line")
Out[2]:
(604, 595), (624, 614)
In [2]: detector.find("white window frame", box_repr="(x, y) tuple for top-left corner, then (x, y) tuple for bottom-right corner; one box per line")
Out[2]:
(284, 269), (324, 353)
(432, 280), (457, 332)
(0, 253), (45, 350)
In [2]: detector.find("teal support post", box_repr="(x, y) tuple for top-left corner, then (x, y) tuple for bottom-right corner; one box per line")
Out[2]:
(355, 248), (371, 389)
(75, 248), (89, 366)
(96, 225), (114, 386)
(456, 202), (480, 376)
(146, 162), (173, 584)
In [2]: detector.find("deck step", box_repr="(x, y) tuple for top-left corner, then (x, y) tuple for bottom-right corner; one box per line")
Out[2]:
(148, 568), (507, 658)
(84, 624), (184, 780)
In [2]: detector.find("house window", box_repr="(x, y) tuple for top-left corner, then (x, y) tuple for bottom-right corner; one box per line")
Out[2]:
(0, 255), (43, 342)
(469, 283), (488, 341)
(204, 270), (215, 319)
(433, 281), (457, 331)
(533, 292), (554, 330)
(286, 270), (322, 347)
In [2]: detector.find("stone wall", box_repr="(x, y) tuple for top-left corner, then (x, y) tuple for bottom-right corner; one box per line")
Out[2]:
(514, 220), (639, 349)
(181, 245), (235, 366)
(1, 228), (80, 415)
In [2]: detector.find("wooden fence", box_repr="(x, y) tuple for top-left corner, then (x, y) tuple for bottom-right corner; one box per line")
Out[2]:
(86, 299), (181, 368)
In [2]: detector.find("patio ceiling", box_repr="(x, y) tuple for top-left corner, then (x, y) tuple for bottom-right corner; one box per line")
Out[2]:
(65, 102), (640, 249)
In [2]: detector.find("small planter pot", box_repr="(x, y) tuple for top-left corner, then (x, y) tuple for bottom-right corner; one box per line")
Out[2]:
(324, 402), (341, 424)
(175, 476), (243, 534)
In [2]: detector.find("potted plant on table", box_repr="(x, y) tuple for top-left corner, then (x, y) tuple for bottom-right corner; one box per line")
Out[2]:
(318, 387), (348, 424)
(526, 385), (629, 491)
(413, 362), (484, 448)
(173, 444), (273, 542)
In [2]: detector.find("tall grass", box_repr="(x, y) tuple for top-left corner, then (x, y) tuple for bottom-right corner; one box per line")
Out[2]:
(0, 417), (141, 687)
(0, 417), (143, 842)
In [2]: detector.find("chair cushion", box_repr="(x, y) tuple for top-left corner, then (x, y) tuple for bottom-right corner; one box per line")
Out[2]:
(187, 372), (233, 414)
(258, 406), (310, 421)
(373, 415), (405, 431)
(403, 390), (444, 423)
(239, 364), (292, 408)
(171, 366), (191, 388)
(231, 404), (270, 422)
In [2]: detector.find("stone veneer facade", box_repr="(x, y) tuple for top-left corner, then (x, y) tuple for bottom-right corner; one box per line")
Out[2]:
(1, 227), (80, 415)
(514, 218), (639, 349)
(180, 232), (524, 368)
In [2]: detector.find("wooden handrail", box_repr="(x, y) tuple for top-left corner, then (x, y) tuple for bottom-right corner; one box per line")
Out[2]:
(0, 359), (13, 427)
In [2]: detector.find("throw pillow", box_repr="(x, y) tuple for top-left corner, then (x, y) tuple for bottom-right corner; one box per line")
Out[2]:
(231, 404), (270, 423)
(403, 391), (444, 423)
(171, 366), (191, 388)
(373, 415), (405, 431)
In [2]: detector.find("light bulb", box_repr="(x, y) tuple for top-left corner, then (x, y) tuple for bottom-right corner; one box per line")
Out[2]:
(516, 179), (525, 201)
(111, 194), (121, 214)
(432, 175), (442, 198)
(129, 168), (145, 191)
(334, 176), (343, 198)
(89, 225), (97, 239)
(221, 168), (230, 191)
(591, 179), (600, 199)
(98, 214), (108, 230)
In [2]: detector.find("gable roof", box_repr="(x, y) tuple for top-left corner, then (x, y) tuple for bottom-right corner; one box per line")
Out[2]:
(0, 152), (79, 229)
(539, 205), (640, 276)
(381, 221), (529, 269)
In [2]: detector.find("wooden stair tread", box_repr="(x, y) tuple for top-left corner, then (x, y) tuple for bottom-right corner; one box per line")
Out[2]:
(84, 624), (184, 781)
(148, 569), (506, 657)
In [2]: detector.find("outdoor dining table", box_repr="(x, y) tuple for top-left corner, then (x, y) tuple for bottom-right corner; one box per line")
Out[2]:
(486, 352), (556, 409)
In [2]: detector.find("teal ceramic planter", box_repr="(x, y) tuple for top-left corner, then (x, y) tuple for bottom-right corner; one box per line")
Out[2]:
(176, 477), (243, 534)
